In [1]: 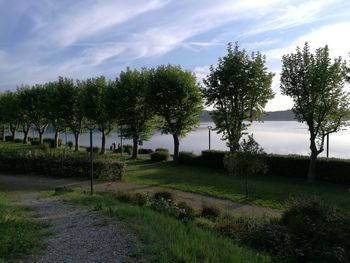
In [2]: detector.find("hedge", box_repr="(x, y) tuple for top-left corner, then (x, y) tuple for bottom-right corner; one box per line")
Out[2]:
(178, 151), (350, 184)
(0, 151), (124, 180)
(150, 151), (170, 162)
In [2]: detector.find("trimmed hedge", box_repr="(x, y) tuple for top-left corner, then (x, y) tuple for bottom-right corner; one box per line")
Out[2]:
(0, 151), (124, 180)
(150, 151), (170, 162)
(178, 151), (350, 184)
(155, 148), (169, 152)
(138, 148), (153, 154)
(43, 138), (62, 148)
(14, 138), (23, 143)
(86, 147), (99, 153)
(5, 136), (13, 142)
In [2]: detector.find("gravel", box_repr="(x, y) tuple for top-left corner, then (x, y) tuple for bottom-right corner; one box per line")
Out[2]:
(20, 194), (133, 263)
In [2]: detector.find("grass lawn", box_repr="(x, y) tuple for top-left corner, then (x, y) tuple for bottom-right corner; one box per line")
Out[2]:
(0, 193), (46, 263)
(56, 190), (270, 263)
(123, 159), (350, 212)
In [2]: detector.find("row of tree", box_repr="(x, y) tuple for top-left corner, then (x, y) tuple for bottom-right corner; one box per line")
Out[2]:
(0, 65), (202, 160)
(0, 42), (349, 182)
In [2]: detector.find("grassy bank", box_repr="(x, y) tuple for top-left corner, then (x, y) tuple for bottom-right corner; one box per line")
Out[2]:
(55, 190), (270, 263)
(123, 160), (350, 212)
(0, 193), (45, 263)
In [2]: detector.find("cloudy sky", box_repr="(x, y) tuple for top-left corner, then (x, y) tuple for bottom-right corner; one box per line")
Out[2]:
(0, 0), (349, 110)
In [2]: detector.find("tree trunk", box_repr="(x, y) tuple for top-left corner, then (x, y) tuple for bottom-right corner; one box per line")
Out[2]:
(173, 134), (180, 162)
(23, 129), (30, 144)
(307, 153), (317, 183)
(131, 137), (138, 159)
(54, 131), (60, 148)
(74, 133), (80, 151)
(10, 129), (16, 141)
(1, 125), (5, 142)
(100, 130), (106, 154)
(39, 131), (44, 144)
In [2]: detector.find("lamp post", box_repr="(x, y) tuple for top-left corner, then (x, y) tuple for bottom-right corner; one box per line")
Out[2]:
(326, 134), (329, 158)
(86, 121), (95, 195)
(120, 125), (123, 157)
(208, 126), (212, 150)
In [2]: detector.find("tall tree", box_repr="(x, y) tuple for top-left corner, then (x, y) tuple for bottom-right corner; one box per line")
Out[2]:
(17, 85), (33, 144)
(150, 65), (202, 161)
(0, 91), (21, 140)
(83, 76), (117, 154)
(281, 43), (350, 183)
(26, 85), (49, 144)
(202, 42), (274, 153)
(67, 80), (87, 151)
(112, 68), (155, 159)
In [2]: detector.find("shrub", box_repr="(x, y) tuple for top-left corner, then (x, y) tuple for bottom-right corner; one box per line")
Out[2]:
(116, 191), (135, 203)
(67, 141), (73, 149)
(38, 143), (49, 153)
(178, 151), (199, 166)
(200, 150), (227, 169)
(150, 151), (170, 162)
(133, 192), (150, 206)
(123, 144), (133, 154)
(138, 148), (153, 154)
(154, 191), (174, 201)
(43, 138), (62, 148)
(14, 138), (23, 143)
(30, 139), (40, 145)
(155, 148), (169, 152)
(201, 204), (221, 219)
(86, 147), (99, 153)
(5, 136), (13, 142)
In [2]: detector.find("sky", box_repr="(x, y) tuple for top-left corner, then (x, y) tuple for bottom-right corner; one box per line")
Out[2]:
(0, 0), (349, 111)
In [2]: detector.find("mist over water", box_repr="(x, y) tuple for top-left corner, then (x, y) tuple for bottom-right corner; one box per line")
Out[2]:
(18, 121), (350, 159)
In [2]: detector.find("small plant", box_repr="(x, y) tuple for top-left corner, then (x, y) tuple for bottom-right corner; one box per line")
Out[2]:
(38, 143), (49, 153)
(154, 191), (174, 201)
(201, 204), (221, 219)
(67, 141), (73, 150)
(133, 192), (150, 206)
(155, 148), (169, 152)
(150, 151), (170, 162)
(116, 191), (135, 203)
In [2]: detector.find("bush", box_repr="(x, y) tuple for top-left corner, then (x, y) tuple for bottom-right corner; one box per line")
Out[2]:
(86, 147), (99, 153)
(67, 141), (73, 149)
(5, 136), (13, 142)
(201, 204), (221, 219)
(123, 144), (133, 154)
(150, 151), (170, 162)
(138, 148), (153, 154)
(43, 138), (62, 148)
(14, 138), (23, 143)
(133, 192), (150, 206)
(30, 139), (40, 146)
(178, 151), (199, 166)
(154, 191), (174, 201)
(0, 151), (124, 180)
(155, 148), (169, 152)
(244, 198), (350, 263)
(38, 143), (49, 153)
(199, 150), (227, 169)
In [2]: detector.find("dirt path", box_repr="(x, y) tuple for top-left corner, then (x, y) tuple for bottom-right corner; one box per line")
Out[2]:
(18, 192), (133, 263)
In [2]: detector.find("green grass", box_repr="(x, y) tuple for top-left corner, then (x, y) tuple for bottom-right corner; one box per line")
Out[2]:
(123, 160), (350, 212)
(0, 193), (46, 263)
(56, 190), (270, 263)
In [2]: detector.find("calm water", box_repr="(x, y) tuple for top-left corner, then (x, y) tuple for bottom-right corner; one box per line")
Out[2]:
(18, 121), (350, 159)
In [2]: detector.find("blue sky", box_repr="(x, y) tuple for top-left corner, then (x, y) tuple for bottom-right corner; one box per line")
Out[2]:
(0, 0), (349, 110)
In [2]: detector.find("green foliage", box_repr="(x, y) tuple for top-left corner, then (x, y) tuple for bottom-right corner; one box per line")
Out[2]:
(155, 148), (169, 152)
(4, 136), (13, 142)
(150, 151), (170, 162)
(203, 42), (274, 152)
(150, 64), (203, 161)
(154, 191), (174, 201)
(86, 146), (99, 153)
(0, 151), (124, 179)
(280, 43), (350, 182)
(13, 138), (23, 143)
(201, 204), (221, 219)
(67, 141), (73, 149)
(43, 138), (62, 148)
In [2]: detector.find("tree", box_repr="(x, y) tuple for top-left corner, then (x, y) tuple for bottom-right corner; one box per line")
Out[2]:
(150, 65), (202, 161)
(67, 80), (87, 151)
(17, 85), (33, 144)
(281, 43), (350, 183)
(0, 91), (21, 140)
(83, 76), (117, 154)
(202, 42), (274, 153)
(112, 68), (155, 159)
(26, 85), (49, 144)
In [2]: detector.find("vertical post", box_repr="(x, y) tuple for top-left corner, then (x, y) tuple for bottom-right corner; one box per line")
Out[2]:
(326, 134), (329, 158)
(120, 126), (123, 157)
(90, 128), (94, 195)
(208, 126), (212, 150)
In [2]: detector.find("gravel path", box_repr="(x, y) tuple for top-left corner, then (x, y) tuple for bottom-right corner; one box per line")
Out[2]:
(20, 193), (133, 263)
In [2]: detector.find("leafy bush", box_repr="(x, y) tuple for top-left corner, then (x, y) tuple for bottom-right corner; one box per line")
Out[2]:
(150, 151), (170, 162)
(30, 139), (40, 145)
(38, 143), (49, 153)
(14, 138), (23, 143)
(201, 204), (221, 219)
(154, 191), (174, 201)
(200, 150), (227, 169)
(244, 198), (350, 263)
(123, 144), (133, 154)
(43, 138), (62, 148)
(155, 148), (169, 152)
(67, 141), (73, 149)
(86, 147), (99, 153)
(5, 136), (13, 142)
(178, 151), (199, 165)
(0, 151), (124, 180)
(133, 192), (150, 206)
(138, 148), (153, 154)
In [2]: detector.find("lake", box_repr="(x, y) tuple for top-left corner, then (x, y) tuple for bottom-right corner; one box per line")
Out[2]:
(20, 121), (350, 159)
